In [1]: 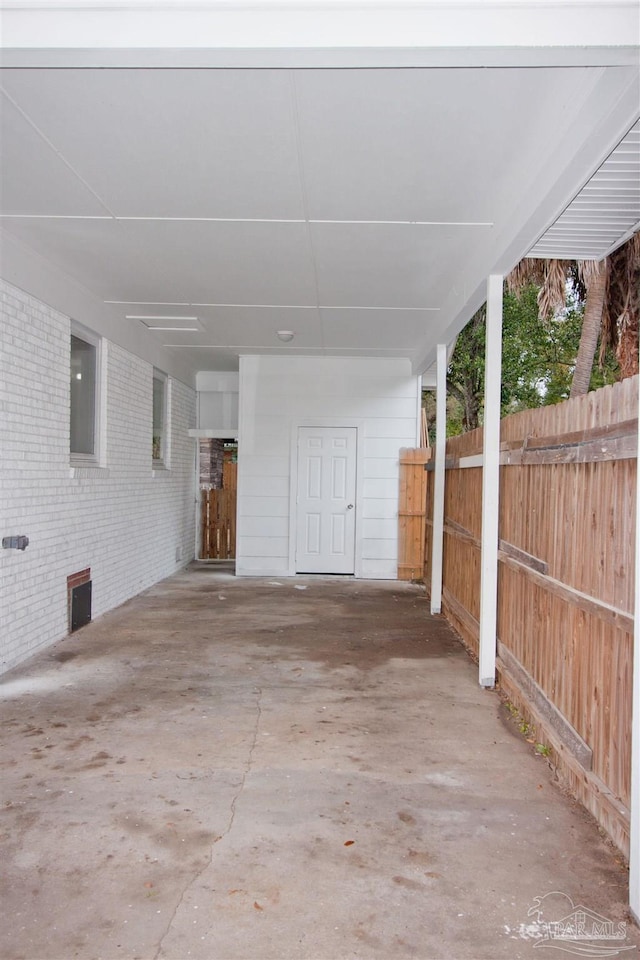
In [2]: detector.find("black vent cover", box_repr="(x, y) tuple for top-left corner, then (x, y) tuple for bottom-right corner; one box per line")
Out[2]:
(70, 581), (92, 632)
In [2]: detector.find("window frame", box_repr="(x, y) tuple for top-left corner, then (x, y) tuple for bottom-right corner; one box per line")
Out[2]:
(152, 368), (168, 468)
(70, 321), (102, 466)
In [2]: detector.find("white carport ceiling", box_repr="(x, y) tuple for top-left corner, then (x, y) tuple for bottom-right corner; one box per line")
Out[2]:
(0, 2), (639, 381)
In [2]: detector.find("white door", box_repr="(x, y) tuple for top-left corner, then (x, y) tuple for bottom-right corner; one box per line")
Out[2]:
(296, 426), (357, 574)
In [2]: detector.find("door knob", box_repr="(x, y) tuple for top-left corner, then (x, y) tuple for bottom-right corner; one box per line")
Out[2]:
(347, 504), (354, 510)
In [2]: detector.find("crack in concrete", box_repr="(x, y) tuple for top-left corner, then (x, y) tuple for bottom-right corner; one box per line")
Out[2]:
(225, 684), (263, 837)
(153, 685), (263, 960)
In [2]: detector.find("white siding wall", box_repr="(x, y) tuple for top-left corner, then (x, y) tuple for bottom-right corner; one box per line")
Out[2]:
(236, 355), (419, 579)
(0, 279), (197, 673)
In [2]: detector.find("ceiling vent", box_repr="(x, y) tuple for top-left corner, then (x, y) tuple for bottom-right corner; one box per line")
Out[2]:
(529, 120), (640, 261)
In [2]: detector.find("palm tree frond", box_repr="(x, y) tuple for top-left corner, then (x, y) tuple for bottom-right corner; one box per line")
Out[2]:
(506, 258), (570, 320)
(507, 232), (639, 391)
(506, 258), (546, 296)
(537, 259), (571, 320)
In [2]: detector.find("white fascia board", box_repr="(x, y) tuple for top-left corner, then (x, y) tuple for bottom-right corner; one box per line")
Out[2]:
(1, 2), (638, 57)
(1, 45), (638, 69)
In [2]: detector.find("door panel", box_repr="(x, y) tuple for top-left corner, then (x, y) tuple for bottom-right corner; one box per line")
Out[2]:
(331, 514), (346, 554)
(306, 513), (321, 555)
(296, 426), (356, 574)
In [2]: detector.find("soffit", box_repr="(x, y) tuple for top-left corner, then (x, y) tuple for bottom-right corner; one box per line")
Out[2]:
(0, 4), (638, 379)
(529, 120), (640, 262)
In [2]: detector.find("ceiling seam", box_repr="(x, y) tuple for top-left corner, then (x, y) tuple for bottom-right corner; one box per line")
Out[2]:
(0, 64), (635, 73)
(0, 214), (494, 226)
(0, 85), (117, 219)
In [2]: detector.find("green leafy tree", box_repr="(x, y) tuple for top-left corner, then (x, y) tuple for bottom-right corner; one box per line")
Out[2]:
(429, 283), (619, 437)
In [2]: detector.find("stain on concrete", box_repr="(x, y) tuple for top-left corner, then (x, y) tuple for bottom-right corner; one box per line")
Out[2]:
(0, 566), (636, 960)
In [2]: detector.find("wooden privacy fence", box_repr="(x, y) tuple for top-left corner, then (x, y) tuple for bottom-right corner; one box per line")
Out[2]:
(416, 376), (638, 856)
(201, 462), (237, 560)
(398, 447), (430, 579)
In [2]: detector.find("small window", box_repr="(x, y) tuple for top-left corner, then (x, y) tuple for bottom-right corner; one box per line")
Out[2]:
(70, 326), (100, 461)
(153, 370), (167, 465)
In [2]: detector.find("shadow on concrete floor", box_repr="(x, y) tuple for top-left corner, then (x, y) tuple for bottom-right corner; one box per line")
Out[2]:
(0, 565), (637, 960)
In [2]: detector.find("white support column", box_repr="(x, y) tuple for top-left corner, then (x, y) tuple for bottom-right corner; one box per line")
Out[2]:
(430, 343), (447, 615)
(630, 379), (640, 923)
(479, 275), (503, 687)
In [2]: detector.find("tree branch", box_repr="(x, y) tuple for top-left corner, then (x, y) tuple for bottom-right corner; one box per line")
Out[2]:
(446, 379), (467, 407)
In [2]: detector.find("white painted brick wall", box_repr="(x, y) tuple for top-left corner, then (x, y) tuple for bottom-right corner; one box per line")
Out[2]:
(0, 279), (197, 674)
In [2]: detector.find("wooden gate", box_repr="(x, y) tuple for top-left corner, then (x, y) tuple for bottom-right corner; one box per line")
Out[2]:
(201, 463), (237, 559)
(397, 446), (431, 579)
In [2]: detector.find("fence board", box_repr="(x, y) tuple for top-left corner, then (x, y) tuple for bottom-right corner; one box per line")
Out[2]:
(200, 460), (238, 560)
(201, 489), (237, 560)
(420, 374), (638, 855)
(397, 447), (430, 579)
(223, 461), (238, 491)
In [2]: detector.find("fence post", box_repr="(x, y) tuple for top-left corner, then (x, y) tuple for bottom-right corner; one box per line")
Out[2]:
(479, 274), (503, 687)
(430, 343), (447, 614)
(630, 382), (640, 922)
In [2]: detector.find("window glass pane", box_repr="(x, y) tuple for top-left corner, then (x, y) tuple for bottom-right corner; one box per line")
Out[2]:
(70, 335), (96, 455)
(153, 374), (165, 461)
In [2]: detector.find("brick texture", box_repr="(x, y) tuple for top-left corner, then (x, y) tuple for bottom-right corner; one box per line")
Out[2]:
(0, 279), (197, 673)
(66, 569), (91, 589)
(199, 438), (225, 488)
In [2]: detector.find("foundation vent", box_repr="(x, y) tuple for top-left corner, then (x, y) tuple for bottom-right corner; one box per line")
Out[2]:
(67, 568), (92, 633)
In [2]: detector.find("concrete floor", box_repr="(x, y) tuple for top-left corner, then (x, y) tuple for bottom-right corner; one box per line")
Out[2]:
(0, 565), (637, 960)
